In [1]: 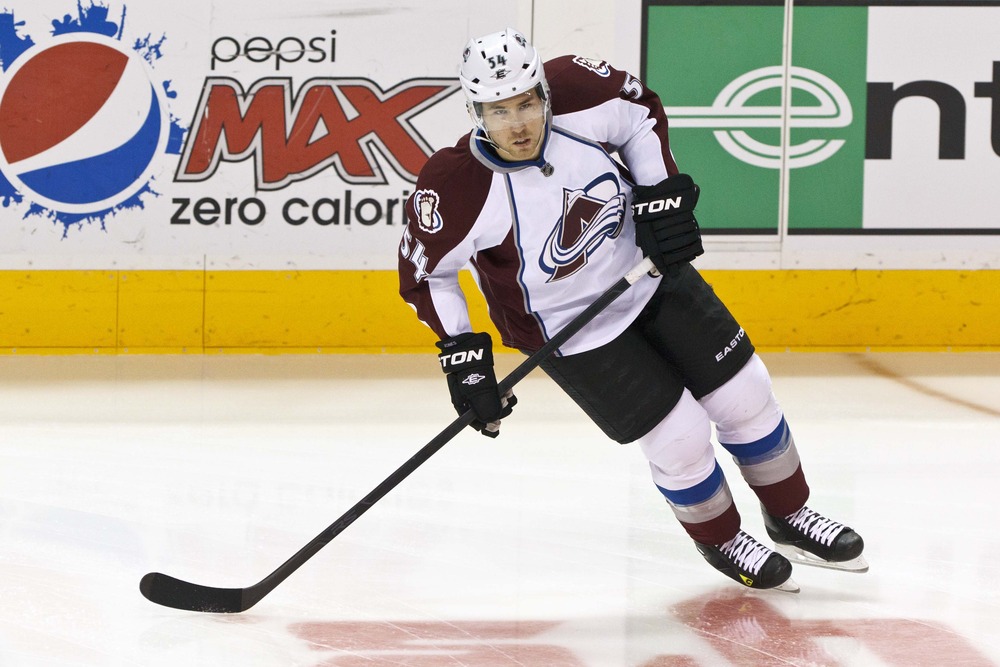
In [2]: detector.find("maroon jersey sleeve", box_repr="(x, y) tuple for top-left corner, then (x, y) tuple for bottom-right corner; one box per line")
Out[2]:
(397, 135), (495, 340)
(545, 55), (678, 183)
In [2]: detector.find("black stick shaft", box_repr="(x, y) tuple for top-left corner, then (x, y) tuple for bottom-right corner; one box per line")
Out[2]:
(142, 258), (655, 613)
(246, 258), (653, 606)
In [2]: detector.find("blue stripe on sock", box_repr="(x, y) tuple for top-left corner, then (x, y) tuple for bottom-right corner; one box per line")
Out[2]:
(656, 461), (724, 506)
(720, 417), (789, 461)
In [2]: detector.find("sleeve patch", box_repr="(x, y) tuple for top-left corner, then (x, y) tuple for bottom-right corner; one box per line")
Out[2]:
(413, 189), (443, 233)
(572, 56), (611, 78)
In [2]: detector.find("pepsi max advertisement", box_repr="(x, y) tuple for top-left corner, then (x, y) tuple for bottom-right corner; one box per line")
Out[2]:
(0, 1), (521, 269)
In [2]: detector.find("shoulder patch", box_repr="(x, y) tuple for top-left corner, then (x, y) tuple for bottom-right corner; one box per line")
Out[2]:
(572, 56), (611, 78)
(413, 189), (443, 234)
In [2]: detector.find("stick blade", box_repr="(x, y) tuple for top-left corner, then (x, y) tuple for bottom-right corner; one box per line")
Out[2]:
(140, 572), (247, 613)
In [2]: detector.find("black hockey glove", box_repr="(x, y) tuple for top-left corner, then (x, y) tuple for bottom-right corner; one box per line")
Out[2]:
(436, 332), (517, 438)
(631, 174), (704, 276)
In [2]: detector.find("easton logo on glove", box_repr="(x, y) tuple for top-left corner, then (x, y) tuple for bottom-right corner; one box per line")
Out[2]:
(631, 174), (699, 223)
(462, 373), (487, 385)
(435, 331), (516, 439)
(631, 174), (704, 275)
(438, 347), (486, 370)
(632, 195), (684, 217)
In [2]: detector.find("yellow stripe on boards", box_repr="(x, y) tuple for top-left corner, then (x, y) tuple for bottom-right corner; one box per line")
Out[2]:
(0, 271), (117, 350)
(0, 269), (997, 353)
(705, 270), (998, 350)
(118, 271), (204, 350)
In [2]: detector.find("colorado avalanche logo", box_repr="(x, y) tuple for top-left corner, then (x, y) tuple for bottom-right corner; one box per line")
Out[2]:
(540, 173), (625, 282)
(0, 3), (184, 234)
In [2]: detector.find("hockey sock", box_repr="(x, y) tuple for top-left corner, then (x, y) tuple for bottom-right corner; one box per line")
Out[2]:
(720, 417), (809, 517)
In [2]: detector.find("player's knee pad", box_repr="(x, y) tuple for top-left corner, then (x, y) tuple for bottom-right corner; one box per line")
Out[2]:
(637, 389), (715, 489)
(698, 353), (782, 445)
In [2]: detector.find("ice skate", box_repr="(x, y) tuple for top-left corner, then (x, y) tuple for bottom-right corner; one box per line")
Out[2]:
(763, 505), (868, 573)
(695, 530), (799, 593)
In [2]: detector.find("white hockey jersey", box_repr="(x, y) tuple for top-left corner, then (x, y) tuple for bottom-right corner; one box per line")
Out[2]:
(398, 55), (679, 355)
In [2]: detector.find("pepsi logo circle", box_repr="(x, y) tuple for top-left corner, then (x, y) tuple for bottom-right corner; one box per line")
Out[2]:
(0, 34), (168, 215)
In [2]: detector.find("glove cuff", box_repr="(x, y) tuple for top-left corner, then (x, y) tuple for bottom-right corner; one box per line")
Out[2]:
(632, 174), (699, 222)
(436, 332), (494, 374)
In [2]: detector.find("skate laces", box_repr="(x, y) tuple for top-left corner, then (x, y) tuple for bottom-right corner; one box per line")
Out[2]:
(719, 531), (773, 575)
(785, 507), (845, 546)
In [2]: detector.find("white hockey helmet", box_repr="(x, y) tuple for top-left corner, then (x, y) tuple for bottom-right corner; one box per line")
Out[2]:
(458, 28), (550, 137)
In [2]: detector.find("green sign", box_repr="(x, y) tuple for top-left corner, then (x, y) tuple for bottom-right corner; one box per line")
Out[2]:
(643, 1), (1000, 237)
(644, 2), (867, 233)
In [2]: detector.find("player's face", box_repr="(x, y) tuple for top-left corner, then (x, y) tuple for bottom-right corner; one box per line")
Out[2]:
(481, 89), (546, 161)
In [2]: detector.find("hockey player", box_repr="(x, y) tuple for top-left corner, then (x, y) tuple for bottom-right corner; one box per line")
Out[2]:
(397, 28), (866, 591)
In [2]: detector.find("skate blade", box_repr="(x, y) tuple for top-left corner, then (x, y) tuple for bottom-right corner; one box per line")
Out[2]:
(773, 543), (869, 573)
(773, 577), (800, 594)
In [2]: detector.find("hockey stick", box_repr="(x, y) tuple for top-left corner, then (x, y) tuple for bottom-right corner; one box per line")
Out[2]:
(139, 257), (657, 613)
